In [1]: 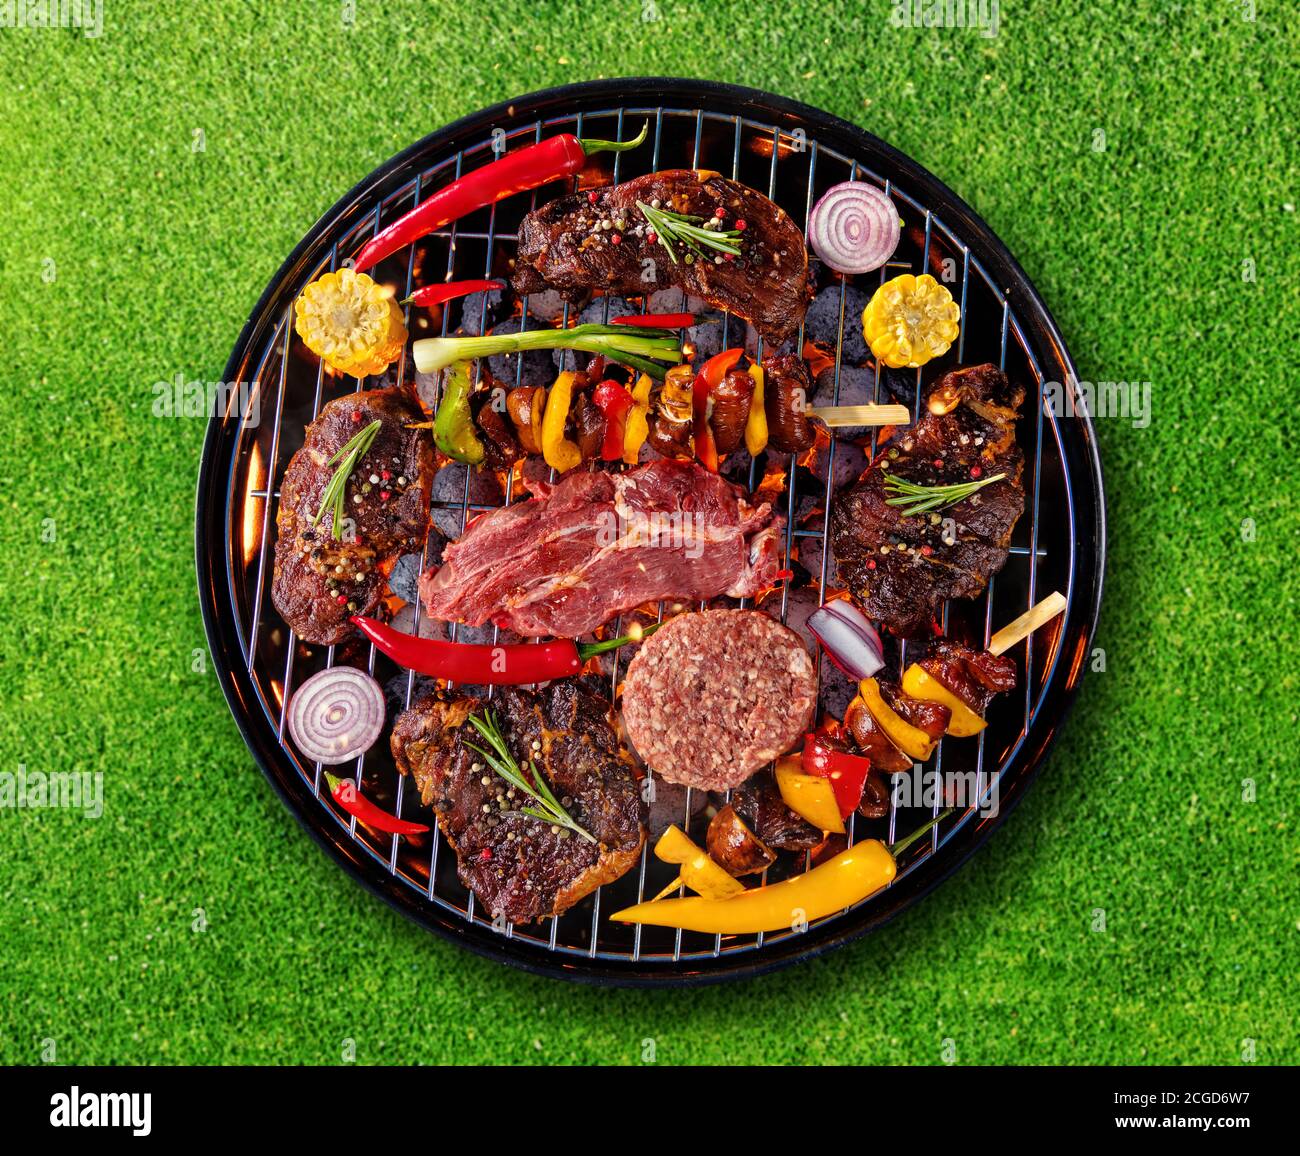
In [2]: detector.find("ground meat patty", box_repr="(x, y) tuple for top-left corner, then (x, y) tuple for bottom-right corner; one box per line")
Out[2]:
(620, 610), (817, 790)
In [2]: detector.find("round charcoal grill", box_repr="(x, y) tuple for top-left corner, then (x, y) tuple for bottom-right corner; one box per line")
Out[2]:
(196, 80), (1105, 984)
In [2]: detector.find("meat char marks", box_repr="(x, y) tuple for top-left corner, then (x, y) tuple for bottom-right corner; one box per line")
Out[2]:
(512, 170), (810, 346)
(420, 459), (783, 638)
(830, 365), (1025, 637)
(391, 682), (646, 923)
(920, 638), (1017, 716)
(273, 387), (433, 645)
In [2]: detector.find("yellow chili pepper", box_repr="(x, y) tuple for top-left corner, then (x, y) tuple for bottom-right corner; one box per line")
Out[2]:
(774, 756), (844, 834)
(744, 363), (769, 455)
(623, 373), (654, 464)
(294, 268), (407, 379)
(651, 824), (744, 901)
(611, 811), (951, 934)
(901, 664), (987, 737)
(862, 273), (960, 369)
(858, 677), (937, 761)
(613, 840), (895, 933)
(541, 371), (583, 473)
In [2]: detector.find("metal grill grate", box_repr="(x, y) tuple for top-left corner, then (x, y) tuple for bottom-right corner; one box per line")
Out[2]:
(199, 82), (1102, 982)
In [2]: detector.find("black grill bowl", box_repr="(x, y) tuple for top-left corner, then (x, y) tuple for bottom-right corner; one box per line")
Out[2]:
(196, 79), (1105, 985)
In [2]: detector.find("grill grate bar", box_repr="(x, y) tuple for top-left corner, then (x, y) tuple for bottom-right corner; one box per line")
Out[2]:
(231, 101), (1078, 965)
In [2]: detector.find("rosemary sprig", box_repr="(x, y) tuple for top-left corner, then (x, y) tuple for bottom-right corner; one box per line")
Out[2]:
(637, 201), (742, 265)
(465, 711), (596, 844)
(883, 471), (1007, 518)
(313, 418), (382, 538)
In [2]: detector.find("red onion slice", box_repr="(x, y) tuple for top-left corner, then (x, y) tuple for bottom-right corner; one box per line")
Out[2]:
(807, 600), (885, 680)
(287, 666), (386, 765)
(808, 182), (900, 275)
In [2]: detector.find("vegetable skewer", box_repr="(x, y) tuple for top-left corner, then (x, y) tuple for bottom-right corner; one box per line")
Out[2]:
(787, 593), (1067, 827)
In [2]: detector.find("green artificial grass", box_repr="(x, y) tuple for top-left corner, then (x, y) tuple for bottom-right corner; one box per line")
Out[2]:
(0, 0), (1296, 1066)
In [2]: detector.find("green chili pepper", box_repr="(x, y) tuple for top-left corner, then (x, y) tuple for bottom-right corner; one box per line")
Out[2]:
(432, 361), (485, 465)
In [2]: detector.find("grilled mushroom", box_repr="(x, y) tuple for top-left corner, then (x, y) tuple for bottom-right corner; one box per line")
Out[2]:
(648, 364), (695, 459)
(706, 804), (777, 876)
(857, 772), (890, 820)
(505, 386), (544, 455)
(844, 695), (913, 773)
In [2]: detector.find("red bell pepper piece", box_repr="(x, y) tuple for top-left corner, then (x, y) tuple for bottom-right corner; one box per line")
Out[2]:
(325, 773), (429, 836)
(692, 348), (743, 472)
(802, 732), (873, 820)
(353, 123), (648, 273)
(591, 380), (636, 461)
(611, 312), (696, 328)
(352, 616), (659, 685)
(404, 278), (505, 309)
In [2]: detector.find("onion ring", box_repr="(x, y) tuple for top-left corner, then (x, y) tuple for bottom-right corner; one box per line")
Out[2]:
(808, 181), (900, 275)
(287, 666), (386, 765)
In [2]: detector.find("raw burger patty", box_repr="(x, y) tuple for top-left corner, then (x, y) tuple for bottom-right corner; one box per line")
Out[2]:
(620, 610), (817, 790)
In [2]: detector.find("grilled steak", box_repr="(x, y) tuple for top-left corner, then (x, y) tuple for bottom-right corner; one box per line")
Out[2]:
(273, 387), (433, 645)
(830, 364), (1025, 637)
(390, 682), (646, 923)
(512, 170), (811, 345)
(419, 459), (783, 638)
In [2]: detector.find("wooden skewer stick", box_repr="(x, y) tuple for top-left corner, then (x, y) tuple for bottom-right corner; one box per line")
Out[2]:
(807, 403), (912, 429)
(988, 591), (1068, 656)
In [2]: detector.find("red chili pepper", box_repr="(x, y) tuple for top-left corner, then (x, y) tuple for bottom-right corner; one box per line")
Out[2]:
(325, 773), (429, 836)
(611, 312), (697, 329)
(352, 616), (660, 685)
(404, 278), (505, 309)
(692, 348), (743, 472)
(802, 732), (873, 820)
(591, 380), (635, 460)
(353, 123), (648, 273)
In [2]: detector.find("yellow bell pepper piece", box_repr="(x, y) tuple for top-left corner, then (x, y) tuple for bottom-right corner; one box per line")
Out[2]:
(612, 840), (896, 933)
(901, 664), (987, 738)
(294, 269), (408, 379)
(744, 364), (769, 455)
(541, 371), (583, 473)
(774, 756), (845, 834)
(651, 824), (744, 901)
(858, 677), (937, 761)
(622, 373), (653, 465)
(862, 273), (960, 369)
